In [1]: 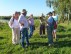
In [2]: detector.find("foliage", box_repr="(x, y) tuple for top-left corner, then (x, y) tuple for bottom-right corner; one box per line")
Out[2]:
(46, 0), (71, 23)
(0, 16), (11, 20)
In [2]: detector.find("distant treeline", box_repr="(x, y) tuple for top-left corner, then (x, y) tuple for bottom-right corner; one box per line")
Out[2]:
(0, 16), (39, 20)
(0, 16), (11, 20)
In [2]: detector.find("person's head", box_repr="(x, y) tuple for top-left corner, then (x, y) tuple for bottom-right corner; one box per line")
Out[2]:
(39, 16), (43, 20)
(14, 11), (20, 19)
(30, 14), (33, 18)
(52, 11), (55, 16)
(47, 12), (52, 17)
(18, 12), (21, 16)
(22, 9), (27, 16)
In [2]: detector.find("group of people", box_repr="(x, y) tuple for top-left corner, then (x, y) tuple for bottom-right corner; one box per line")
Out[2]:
(39, 11), (58, 46)
(9, 9), (58, 48)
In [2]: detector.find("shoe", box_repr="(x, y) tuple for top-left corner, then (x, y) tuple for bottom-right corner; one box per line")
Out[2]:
(25, 45), (29, 48)
(48, 44), (51, 47)
(48, 43), (54, 47)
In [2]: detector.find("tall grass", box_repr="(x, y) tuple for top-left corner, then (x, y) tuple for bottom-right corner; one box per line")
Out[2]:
(0, 20), (71, 54)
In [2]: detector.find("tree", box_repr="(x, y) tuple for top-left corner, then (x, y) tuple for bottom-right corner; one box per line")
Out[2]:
(46, 0), (71, 24)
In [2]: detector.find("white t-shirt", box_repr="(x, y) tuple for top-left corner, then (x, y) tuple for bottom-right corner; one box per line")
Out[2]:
(52, 15), (58, 22)
(9, 17), (20, 28)
(52, 15), (58, 24)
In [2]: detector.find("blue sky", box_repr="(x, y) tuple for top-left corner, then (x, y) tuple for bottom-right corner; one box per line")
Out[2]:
(0, 0), (54, 16)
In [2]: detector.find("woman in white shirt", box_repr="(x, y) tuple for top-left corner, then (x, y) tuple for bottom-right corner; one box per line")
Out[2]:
(9, 12), (20, 44)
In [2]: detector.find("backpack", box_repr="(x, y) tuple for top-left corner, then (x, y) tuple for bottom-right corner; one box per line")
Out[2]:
(53, 18), (57, 29)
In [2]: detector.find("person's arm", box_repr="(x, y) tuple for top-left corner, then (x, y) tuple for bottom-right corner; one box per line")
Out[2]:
(8, 17), (14, 28)
(20, 22), (24, 26)
(46, 19), (50, 26)
(40, 20), (43, 24)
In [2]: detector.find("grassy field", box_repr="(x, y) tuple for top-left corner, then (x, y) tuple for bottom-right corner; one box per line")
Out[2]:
(0, 20), (71, 54)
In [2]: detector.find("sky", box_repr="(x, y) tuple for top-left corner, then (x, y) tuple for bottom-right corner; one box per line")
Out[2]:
(0, 0), (54, 16)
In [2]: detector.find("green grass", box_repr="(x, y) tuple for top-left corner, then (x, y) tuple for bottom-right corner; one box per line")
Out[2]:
(0, 20), (71, 54)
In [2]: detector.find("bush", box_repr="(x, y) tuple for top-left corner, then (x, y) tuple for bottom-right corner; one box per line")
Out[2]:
(57, 25), (66, 32)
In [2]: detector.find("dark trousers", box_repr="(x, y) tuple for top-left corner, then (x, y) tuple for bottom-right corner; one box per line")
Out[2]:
(40, 24), (45, 35)
(47, 26), (53, 44)
(21, 28), (29, 47)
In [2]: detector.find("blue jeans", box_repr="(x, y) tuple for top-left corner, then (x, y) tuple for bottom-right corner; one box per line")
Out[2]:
(29, 25), (34, 37)
(21, 28), (29, 47)
(47, 26), (53, 44)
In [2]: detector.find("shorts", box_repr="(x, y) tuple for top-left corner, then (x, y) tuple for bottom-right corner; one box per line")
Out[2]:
(53, 29), (57, 33)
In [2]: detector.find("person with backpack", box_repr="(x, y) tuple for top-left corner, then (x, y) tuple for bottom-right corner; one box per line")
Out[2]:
(9, 12), (20, 44)
(18, 9), (29, 48)
(52, 11), (58, 40)
(46, 12), (54, 46)
(28, 14), (35, 38)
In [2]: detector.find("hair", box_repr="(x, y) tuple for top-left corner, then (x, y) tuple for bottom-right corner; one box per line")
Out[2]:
(47, 12), (52, 15)
(14, 11), (19, 15)
(39, 16), (43, 19)
(30, 14), (33, 16)
(22, 9), (27, 16)
(52, 11), (55, 13)
(22, 9), (27, 13)
(18, 12), (21, 15)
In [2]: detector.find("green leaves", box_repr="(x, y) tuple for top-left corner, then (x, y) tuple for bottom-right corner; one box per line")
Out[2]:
(46, 0), (71, 23)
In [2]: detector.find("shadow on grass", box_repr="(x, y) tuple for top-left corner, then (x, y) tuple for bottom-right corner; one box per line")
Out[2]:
(0, 36), (4, 40)
(54, 41), (71, 48)
(30, 33), (71, 48)
(57, 33), (71, 38)
(29, 41), (71, 48)
(30, 42), (48, 46)
(29, 42), (48, 49)
(33, 35), (47, 38)
(67, 28), (71, 32)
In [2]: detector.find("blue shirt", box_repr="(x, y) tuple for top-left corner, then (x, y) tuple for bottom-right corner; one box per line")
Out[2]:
(47, 16), (53, 26)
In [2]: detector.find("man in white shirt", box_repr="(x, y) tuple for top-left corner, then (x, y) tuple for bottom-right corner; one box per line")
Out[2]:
(9, 12), (20, 44)
(18, 9), (29, 48)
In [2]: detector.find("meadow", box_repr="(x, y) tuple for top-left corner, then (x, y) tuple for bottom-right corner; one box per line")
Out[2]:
(0, 19), (71, 54)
